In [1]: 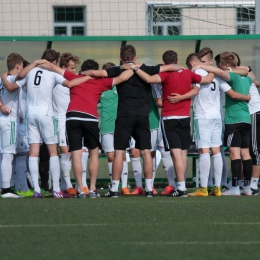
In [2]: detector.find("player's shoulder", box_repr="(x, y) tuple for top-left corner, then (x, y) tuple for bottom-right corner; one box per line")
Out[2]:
(194, 68), (208, 76)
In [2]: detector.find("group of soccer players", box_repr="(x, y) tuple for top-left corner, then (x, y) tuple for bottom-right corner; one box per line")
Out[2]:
(0, 44), (259, 198)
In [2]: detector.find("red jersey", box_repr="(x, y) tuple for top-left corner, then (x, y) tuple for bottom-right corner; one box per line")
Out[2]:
(64, 70), (113, 118)
(158, 69), (202, 117)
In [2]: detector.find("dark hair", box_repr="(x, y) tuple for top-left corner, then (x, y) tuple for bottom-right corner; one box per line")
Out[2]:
(162, 50), (178, 64)
(59, 52), (80, 68)
(198, 47), (213, 59)
(214, 54), (220, 64)
(232, 52), (241, 66)
(23, 60), (30, 67)
(102, 62), (115, 70)
(80, 59), (99, 71)
(41, 49), (60, 63)
(7, 53), (23, 71)
(185, 53), (200, 69)
(120, 45), (136, 62)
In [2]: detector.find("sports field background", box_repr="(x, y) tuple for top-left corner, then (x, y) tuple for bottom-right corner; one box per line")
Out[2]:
(0, 192), (259, 260)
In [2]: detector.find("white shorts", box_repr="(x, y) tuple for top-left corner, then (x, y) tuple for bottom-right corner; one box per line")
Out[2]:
(130, 129), (158, 152)
(57, 118), (67, 147)
(193, 118), (222, 149)
(16, 122), (29, 154)
(102, 133), (114, 152)
(27, 115), (58, 145)
(0, 117), (17, 154)
(158, 125), (164, 147)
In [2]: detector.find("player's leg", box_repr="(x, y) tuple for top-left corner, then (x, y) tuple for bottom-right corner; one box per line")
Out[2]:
(81, 147), (89, 195)
(121, 152), (129, 194)
(150, 129), (158, 194)
(88, 147), (99, 198)
(39, 142), (50, 191)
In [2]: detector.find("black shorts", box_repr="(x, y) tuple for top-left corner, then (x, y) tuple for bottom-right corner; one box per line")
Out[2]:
(161, 118), (191, 151)
(250, 112), (260, 165)
(224, 123), (251, 148)
(66, 112), (101, 152)
(114, 115), (151, 150)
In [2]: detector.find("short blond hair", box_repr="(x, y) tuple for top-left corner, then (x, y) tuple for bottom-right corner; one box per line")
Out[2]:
(198, 47), (213, 60)
(220, 52), (238, 67)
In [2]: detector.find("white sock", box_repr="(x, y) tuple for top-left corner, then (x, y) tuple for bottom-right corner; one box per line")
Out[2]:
(121, 161), (128, 188)
(60, 173), (67, 191)
(15, 155), (29, 192)
(82, 152), (88, 187)
(220, 147), (228, 186)
(60, 153), (72, 189)
(108, 162), (113, 182)
(213, 153), (223, 187)
(50, 156), (60, 192)
(10, 157), (15, 187)
(1, 153), (14, 189)
(145, 178), (152, 192)
(29, 156), (41, 193)
(131, 157), (142, 187)
(238, 180), (244, 187)
(110, 180), (119, 192)
(199, 153), (210, 188)
(161, 149), (176, 188)
(250, 177), (259, 189)
(0, 153), (2, 189)
(27, 171), (33, 188)
(152, 157), (156, 186)
(207, 167), (213, 187)
(177, 181), (186, 191)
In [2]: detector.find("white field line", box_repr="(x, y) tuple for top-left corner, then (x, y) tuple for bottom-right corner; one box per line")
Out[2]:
(214, 223), (260, 225)
(0, 223), (108, 228)
(120, 241), (260, 245)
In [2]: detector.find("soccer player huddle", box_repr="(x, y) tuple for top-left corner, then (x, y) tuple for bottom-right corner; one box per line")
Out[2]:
(0, 44), (259, 199)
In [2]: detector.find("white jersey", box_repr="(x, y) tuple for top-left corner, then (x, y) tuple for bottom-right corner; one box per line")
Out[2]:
(248, 83), (260, 115)
(193, 69), (231, 119)
(52, 84), (70, 119)
(16, 68), (65, 116)
(0, 75), (23, 120)
(19, 86), (27, 121)
(152, 83), (162, 99)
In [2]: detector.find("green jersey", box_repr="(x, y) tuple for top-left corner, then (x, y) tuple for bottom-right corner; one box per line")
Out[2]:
(100, 86), (118, 134)
(225, 72), (252, 124)
(149, 96), (160, 130)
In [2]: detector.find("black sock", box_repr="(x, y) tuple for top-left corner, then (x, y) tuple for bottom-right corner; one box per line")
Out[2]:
(242, 159), (252, 186)
(231, 159), (242, 187)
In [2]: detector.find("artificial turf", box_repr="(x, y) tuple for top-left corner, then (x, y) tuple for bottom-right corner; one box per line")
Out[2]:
(0, 189), (260, 260)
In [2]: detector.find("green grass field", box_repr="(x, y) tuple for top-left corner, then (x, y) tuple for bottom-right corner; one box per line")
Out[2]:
(0, 189), (259, 260)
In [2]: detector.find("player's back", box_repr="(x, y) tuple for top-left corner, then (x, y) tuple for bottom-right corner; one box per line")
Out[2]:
(26, 68), (64, 116)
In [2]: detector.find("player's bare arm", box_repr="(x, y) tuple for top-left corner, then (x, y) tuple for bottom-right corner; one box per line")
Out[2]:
(112, 69), (134, 85)
(16, 59), (48, 80)
(225, 89), (251, 101)
(80, 70), (108, 78)
(200, 72), (214, 84)
(167, 86), (199, 103)
(239, 66), (260, 88)
(1, 72), (19, 92)
(37, 62), (65, 76)
(62, 76), (93, 88)
(154, 98), (162, 108)
(159, 64), (183, 72)
(120, 62), (143, 70)
(0, 97), (11, 115)
(194, 65), (230, 82)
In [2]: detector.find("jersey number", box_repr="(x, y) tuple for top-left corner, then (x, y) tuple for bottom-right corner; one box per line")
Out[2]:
(211, 81), (216, 91)
(34, 70), (43, 86)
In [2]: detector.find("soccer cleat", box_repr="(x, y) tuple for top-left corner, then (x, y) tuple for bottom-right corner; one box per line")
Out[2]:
(83, 186), (89, 195)
(167, 189), (188, 197)
(240, 186), (252, 196)
(121, 187), (131, 195)
(40, 189), (52, 198)
(222, 188), (240, 196)
(221, 186), (230, 193)
(131, 186), (144, 195)
(66, 187), (77, 196)
(1, 192), (24, 198)
(188, 187), (208, 197)
(103, 189), (119, 198)
(145, 190), (154, 197)
(209, 186), (222, 196)
(89, 190), (100, 198)
(161, 185), (175, 195)
(152, 186), (158, 195)
(33, 191), (45, 198)
(251, 188), (259, 195)
(17, 189), (34, 198)
(76, 192), (86, 199)
(207, 186), (214, 194)
(52, 190), (71, 198)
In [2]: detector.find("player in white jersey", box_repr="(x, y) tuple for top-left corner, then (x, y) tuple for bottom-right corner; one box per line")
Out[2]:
(152, 83), (177, 195)
(171, 53), (251, 197)
(52, 53), (80, 197)
(0, 53), (27, 198)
